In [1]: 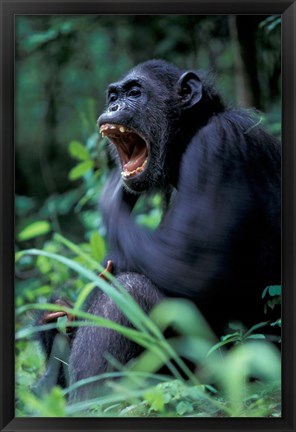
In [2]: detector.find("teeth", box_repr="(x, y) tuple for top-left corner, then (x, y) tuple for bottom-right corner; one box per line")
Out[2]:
(121, 170), (132, 177)
(100, 124), (128, 134)
(121, 170), (136, 177)
(121, 158), (148, 179)
(101, 132), (105, 137)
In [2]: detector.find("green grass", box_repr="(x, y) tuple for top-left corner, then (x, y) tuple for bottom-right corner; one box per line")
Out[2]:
(15, 238), (281, 418)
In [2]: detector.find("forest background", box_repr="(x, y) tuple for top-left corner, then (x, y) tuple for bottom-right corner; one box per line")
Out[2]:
(15, 15), (282, 417)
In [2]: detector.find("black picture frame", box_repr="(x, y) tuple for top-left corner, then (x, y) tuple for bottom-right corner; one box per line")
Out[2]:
(1, 1), (295, 431)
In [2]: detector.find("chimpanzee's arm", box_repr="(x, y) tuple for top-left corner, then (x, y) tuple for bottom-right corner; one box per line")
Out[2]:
(101, 112), (280, 308)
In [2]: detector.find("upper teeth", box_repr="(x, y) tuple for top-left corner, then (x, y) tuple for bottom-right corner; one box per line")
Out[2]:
(99, 124), (127, 135)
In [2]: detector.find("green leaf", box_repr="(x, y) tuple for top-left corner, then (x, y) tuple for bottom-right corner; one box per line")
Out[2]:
(221, 332), (240, 341)
(246, 334), (266, 340)
(68, 140), (90, 161)
(74, 282), (96, 311)
(176, 400), (194, 416)
(244, 321), (269, 338)
(207, 337), (238, 356)
(144, 388), (165, 412)
(57, 315), (68, 333)
(266, 18), (281, 32)
(23, 29), (58, 52)
(90, 231), (106, 261)
(269, 285), (281, 296)
(68, 160), (94, 181)
(18, 221), (51, 241)
(36, 255), (52, 274)
(262, 285), (281, 298)
(204, 384), (218, 394)
(262, 286), (269, 299)
(271, 319), (281, 327)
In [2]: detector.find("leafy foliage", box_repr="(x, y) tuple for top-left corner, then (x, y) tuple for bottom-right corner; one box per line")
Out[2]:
(16, 239), (281, 417)
(15, 15), (281, 418)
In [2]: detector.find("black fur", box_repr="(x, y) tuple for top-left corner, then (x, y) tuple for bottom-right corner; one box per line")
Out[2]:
(37, 60), (280, 400)
(98, 60), (280, 333)
(68, 273), (163, 401)
(36, 273), (162, 401)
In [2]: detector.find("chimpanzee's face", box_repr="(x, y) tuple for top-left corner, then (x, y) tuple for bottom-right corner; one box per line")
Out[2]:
(99, 77), (148, 180)
(98, 71), (175, 192)
(97, 62), (203, 193)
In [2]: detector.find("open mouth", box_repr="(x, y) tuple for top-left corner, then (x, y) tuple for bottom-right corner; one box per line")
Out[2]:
(99, 123), (148, 179)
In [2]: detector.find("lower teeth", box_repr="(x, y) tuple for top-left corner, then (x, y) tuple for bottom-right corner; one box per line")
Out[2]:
(121, 159), (147, 178)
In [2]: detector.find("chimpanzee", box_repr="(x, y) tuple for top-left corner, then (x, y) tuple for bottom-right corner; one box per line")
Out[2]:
(97, 59), (280, 328)
(35, 272), (163, 401)
(38, 59), (280, 401)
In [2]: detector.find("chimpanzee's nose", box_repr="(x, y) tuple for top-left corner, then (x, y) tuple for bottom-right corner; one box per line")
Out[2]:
(109, 104), (119, 112)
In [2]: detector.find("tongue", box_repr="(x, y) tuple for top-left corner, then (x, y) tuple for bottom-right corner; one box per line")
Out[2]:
(123, 146), (147, 172)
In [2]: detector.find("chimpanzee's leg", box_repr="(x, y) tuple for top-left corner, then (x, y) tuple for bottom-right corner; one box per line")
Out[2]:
(34, 298), (76, 395)
(68, 272), (163, 402)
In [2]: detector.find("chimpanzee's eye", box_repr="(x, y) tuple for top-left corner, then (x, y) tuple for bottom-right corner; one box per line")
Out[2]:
(128, 89), (141, 98)
(109, 93), (118, 103)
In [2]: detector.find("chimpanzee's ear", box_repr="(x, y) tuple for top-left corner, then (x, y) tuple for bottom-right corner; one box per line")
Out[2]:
(177, 71), (202, 108)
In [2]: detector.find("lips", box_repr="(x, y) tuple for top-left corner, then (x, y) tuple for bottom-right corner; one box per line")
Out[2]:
(99, 123), (148, 179)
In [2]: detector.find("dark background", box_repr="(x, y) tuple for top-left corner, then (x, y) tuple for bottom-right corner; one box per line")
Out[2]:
(15, 15), (281, 240)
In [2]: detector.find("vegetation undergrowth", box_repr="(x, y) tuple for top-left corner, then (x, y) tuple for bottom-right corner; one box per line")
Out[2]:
(16, 236), (281, 417)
